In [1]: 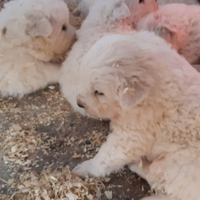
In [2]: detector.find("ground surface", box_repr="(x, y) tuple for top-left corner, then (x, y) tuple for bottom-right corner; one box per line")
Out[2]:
(0, 1), (150, 199)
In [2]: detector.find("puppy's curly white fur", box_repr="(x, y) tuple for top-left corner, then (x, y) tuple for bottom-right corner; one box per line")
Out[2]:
(74, 31), (200, 200)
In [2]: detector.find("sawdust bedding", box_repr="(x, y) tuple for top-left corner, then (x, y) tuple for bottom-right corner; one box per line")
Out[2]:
(0, 1), (151, 200)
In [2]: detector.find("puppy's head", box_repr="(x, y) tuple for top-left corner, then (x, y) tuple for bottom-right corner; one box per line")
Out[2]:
(0, 0), (76, 63)
(87, 0), (131, 24)
(76, 33), (166, 120)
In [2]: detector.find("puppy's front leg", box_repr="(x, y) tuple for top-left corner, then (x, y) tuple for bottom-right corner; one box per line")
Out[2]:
(73, 132), (140, 177)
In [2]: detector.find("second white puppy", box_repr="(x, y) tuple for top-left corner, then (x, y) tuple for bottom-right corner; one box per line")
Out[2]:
(73, 0), (200, 20)
(73, 31), (200, 200)
(0, 0), (76, 97)
(73, 0), (159, 21)
(59, 0), (132, 115)
(74, 0), (200, 66)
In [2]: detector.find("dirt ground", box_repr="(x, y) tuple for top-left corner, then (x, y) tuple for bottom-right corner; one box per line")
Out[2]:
(0, 1), (150, 200)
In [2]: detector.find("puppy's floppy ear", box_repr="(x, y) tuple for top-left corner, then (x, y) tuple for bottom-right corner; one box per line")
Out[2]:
(25, 9), (53, 37)
(155, 24), (177, 49)
(118, 76), (150, 110)
(113, 1), (131, 20)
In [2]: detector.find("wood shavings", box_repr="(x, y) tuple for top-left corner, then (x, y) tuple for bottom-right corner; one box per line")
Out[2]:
(104, 178), (111, 183)
(112, 61), (119, 67)
(72, 153), (82, 159)
(48, 85), (55, 90)
(123, 87), (135, 94)
(142, 186), (144, 192)
(139, 159), (143, 168)
(78, 131), (106, 159)
(104, 190), (112, 199)
(8, 166), (104, 200)
(1, 124), (43, 166)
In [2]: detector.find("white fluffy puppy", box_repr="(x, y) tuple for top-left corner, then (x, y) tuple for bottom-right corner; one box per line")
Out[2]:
(59, 0), (133, 115)
(136, 2), (200, 64)
(73, 0), (200, 65)
(0, 0), (76, 97)
(73, 31), (200, 200)
(73, 0), (200, 21)
(73, 0), (159, 21)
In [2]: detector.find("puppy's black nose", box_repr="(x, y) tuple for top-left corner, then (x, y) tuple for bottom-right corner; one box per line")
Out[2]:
(77, 102), (85, 108)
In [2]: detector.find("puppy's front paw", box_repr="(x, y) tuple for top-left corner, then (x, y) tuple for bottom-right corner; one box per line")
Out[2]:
(73, 160), (91, 177)
(72, 159), (108, 177)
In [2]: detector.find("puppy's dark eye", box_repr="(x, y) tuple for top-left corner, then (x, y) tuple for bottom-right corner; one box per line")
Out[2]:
(94, 90), (104, 96)
(62, 24), (67, 31)
(139, 0), (145, 3)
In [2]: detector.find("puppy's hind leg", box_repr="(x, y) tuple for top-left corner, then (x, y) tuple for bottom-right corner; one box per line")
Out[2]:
(145, 150), (200, 200)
